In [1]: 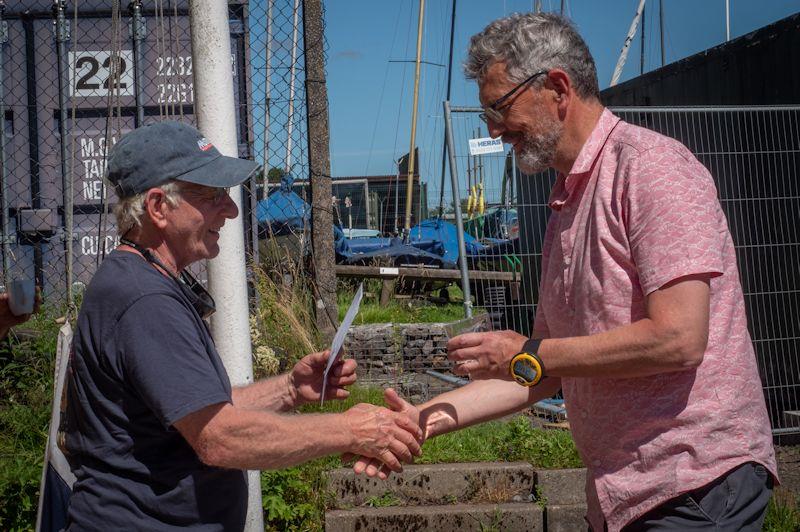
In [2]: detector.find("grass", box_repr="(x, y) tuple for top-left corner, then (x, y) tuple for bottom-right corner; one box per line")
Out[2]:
(337, 278), (468, 325)
(0, 306), (64, 531)
(764, 489), (800, 532)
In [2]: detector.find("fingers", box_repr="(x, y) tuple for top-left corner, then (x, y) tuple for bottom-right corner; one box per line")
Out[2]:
(378, 449), (403, 473)
(332, 358), (357, 377)
(390, 422), (422, 457)
(392, 413), (423, 441)
(446, 332), (485, 351)
(451, 359), (479, 376)
(383, 388), (409, 412)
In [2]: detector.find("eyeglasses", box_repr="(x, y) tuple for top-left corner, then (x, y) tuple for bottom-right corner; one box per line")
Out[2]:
(179, 184), (231, 206)
(479, 69), (548, 124)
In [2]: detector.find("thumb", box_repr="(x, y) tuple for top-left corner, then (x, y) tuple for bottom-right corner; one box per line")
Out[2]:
(384, 388), (410, 412)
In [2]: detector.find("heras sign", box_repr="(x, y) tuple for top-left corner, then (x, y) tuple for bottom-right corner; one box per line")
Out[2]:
(468, 137), (504, 156)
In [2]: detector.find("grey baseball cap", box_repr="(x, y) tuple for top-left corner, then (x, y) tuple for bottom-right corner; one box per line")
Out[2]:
(107, 121), (261, 198)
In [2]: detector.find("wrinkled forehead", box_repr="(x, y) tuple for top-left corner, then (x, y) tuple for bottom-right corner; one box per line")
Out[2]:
(477, 61), (515, 105)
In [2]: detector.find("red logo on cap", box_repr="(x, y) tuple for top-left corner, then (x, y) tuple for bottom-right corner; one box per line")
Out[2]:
(197, 138), (214, 152)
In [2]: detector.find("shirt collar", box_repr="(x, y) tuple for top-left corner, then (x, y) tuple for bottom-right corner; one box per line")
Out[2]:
(548, 108), (621, 211)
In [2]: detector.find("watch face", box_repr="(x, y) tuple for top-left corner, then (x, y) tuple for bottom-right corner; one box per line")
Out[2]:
(513, 357), (539, 384)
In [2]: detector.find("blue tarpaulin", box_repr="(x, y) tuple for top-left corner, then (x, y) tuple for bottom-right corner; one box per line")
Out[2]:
(255, 174), (310, 236)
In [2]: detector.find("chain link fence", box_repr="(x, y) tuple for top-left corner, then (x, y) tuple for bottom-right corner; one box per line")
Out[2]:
(0, 1), (259, 307)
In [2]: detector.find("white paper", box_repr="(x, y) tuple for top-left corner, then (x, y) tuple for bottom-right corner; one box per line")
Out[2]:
(468, 136), (504, 156)
(321, 283), (363, 405)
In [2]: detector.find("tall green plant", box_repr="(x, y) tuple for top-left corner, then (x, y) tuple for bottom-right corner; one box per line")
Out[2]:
(0, 308), (63, 531)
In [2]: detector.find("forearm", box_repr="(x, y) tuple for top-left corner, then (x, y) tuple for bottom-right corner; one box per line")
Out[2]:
(541, 317), (706, 379)
(419, 377), (562, 439)
(231, 373), (296, 412)
(200, 406), (352, 470)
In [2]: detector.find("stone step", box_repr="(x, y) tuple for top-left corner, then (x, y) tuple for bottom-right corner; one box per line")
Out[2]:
(327, 462), (587, 508)
(325, 502), (543, 532)
(545, 504), (589, 532)
(326, 461), (535, 507)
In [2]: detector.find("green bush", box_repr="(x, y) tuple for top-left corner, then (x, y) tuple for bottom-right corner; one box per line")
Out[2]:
(0, 310), (63, 531)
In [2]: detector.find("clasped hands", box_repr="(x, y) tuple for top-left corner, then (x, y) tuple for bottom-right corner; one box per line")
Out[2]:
(343, 329), (528, 478)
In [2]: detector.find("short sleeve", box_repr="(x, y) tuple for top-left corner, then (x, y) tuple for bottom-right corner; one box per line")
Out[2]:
(117, 294), (231, 428)
(624, 148), (725, 295)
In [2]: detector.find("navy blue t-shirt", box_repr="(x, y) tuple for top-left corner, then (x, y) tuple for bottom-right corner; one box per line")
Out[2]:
(64, 250), (247, 531)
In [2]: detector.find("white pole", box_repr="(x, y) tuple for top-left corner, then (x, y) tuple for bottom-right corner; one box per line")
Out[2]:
(188, 2), (263, 532)
(725, 0), (730, 41)
(610, 0), (647, 87)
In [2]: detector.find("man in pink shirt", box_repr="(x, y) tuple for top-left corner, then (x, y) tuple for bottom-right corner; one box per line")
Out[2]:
(353, 12), (777, 531)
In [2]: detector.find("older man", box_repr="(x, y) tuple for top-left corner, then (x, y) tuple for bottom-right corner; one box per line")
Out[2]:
(63, 121), (422, 531)
(358, 13), (777, 532)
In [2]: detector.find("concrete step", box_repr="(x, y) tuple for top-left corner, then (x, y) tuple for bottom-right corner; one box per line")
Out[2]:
(536, 468), (586, 506)
(326, 461), (535, 507)
(325, 502), (544, 532)
(545, 504), (588, 532)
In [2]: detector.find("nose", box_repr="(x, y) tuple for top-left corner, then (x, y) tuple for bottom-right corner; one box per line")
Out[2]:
(220, 190), (239, 219)
(487, 118), (505, 139)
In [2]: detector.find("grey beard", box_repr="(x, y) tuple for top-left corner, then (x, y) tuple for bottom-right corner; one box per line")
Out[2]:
(516, 122), (563, 174)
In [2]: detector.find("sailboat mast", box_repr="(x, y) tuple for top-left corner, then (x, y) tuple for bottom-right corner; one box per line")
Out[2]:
(403, 0), (425, 235)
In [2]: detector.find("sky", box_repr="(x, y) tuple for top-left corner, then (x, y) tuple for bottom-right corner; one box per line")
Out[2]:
(322, 0), (799, 185)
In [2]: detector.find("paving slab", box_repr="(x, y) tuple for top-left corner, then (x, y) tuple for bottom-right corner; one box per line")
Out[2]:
(535, 468), (586, 506)
(325, 502), (543, 532)
(327, 462), (535, 507)
(546, 504), (588, 532)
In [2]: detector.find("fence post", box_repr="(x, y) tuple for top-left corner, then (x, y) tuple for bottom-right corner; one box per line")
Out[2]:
(188, 2), (263, 530)
(54, 0), (73, 306)
(303, 0), (337, 339)
(129, 0), (145, 128)
(0, 2), (9, 286)
(443, 101), (472, 318)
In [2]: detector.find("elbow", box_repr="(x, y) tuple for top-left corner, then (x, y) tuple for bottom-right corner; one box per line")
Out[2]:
(672, 330), (708, 370)
(193, 427), (236, 469)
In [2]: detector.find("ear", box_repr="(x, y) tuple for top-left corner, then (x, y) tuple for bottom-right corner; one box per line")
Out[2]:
(143, 188), (172, 230)
(544, 69), (571, 114)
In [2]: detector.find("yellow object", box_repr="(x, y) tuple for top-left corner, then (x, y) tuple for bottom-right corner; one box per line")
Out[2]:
(478, 182), (486, 216)
(510, 353), (543, 387)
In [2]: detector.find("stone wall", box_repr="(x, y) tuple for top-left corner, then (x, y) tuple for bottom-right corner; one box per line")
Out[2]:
(344, 323), (457, 402)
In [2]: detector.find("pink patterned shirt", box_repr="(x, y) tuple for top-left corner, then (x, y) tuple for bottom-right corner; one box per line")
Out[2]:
(534, 109), (777, 531)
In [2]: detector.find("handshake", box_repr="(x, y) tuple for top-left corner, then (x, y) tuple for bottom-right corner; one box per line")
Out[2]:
(295, 328), (530, 477)
(340, 388), (424, 479)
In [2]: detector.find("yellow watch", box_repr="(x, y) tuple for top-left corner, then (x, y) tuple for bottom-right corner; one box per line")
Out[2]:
(510, 339), (545, 387)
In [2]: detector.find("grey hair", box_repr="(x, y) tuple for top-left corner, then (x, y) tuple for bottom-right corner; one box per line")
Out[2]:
(113, 181), (182, 235)
(464, 12), (599, 99)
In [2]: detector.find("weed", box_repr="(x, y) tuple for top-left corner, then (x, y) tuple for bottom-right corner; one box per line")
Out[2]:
(763, 489), (800, 532)
(364, 492), (402, 508)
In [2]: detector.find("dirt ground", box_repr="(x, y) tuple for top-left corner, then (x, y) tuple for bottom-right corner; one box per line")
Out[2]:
(776, 445), (800, 499)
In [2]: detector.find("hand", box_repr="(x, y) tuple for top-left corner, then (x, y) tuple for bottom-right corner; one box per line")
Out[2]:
(348, 389), (424, 479)
(288, 350), (357, 406)
(343, 402), (422, 474)
(447, 330), (527, 380)
(0, 287), (41, 330)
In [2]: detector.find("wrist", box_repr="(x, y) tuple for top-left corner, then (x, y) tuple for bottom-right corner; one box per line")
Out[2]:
(283, 372), (299, 410)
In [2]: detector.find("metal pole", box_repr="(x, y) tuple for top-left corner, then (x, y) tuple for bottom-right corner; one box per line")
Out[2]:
(0, 3), (9, 287)
(188, 2), (262, 531)
(443, 101), (472, 318)
(403, 0), (424, 235)
(640, 3), (645, 75)
(54, 0), (73, 306)
(130, 0), (146, 127)
(437, 0), (456, 217)
(560, 0), (565, 15)
(659, 0), (664, 67)
(284, 0), (300, 173)
(303, 0), (338, 338)
(610, 0), (646, 86)
(725, 0), (730, 42)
